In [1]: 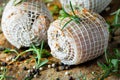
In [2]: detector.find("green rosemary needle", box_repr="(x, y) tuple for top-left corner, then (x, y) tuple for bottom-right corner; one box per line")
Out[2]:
(14, 0), (27, 6)
(111, 9), (120, 26)
(59, 1), (81, 30)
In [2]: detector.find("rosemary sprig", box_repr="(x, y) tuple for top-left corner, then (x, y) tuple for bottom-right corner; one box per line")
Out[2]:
(14, 0), (27, 6)
(97, 49), (120, 80)
(0, 7), (4, 13)
(8, 48), (34, 65)
(0, 67), (7, 80)
(108, 8), (120, 33)
(4, 48), (19, 55)
(0, 67), (16, 80)
(44, 0), (53, 3)
(111, 8), (120, 28)
(69, 1), (76, 16)
(31, 41), (48, 69)
(78, 71), (87, 80)
(59, 1), (81, 30)
(4, 41), (49, 69)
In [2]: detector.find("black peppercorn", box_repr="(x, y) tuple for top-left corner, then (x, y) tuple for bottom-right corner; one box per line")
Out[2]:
(0, 46), (5, 51)
(18, 56), (25, 61)
(59, 62), (64, 66)
(56, 77), (60, 80)
(1, 62), (7, 66)
(55, 67), (59, 72)
(68, 76), (74, 80)
(26, 73), (33, 79)
(32, 68), (39, 75)
(23, 66), (28, 70)
(55, 62), (59, 67)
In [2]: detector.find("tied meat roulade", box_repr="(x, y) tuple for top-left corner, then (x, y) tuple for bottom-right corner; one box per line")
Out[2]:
(1, 0), (53, 48)
(47, 8), (109, 65)
(60, 0), (112, 13)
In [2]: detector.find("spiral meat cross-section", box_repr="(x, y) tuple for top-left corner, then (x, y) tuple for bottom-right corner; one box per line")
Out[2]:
(1, 0), (53, 48)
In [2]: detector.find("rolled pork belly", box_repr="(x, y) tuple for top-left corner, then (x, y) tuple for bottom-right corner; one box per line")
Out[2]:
(60, 0), (112, 13)
(48, 9), (109, 65)
(1, 0), (53, 48)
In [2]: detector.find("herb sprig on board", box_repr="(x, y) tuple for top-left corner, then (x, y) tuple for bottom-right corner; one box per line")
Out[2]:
(111, 9), (120, 26)
(4, 41), (49, 69)
(59, 1), (81, 30)
(0, 67), (16, 80)
(31, 41), (48, 69)
(97, 49), (120, 80)
(14, 0), (27, 6)
(4, 48), (19, 54)
(109, 8), (120, 33)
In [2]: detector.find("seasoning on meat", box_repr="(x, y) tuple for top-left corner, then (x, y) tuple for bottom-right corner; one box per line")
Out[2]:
(47, 8), (109, 65)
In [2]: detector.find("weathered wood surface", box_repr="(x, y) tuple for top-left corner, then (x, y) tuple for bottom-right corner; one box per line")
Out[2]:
(0, 0), (120, 80)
